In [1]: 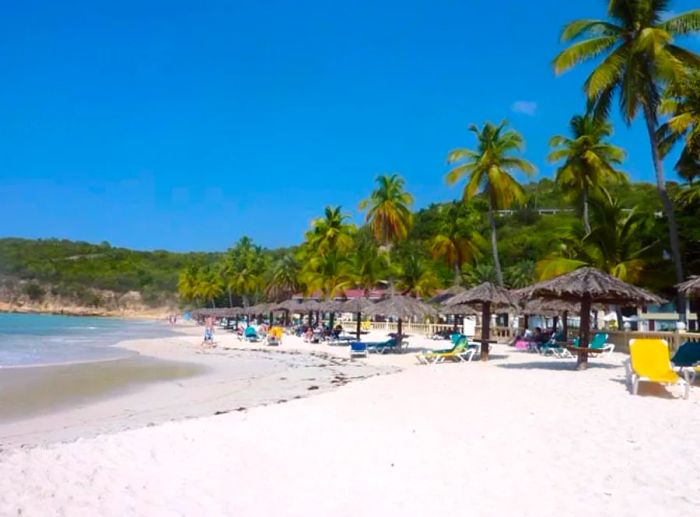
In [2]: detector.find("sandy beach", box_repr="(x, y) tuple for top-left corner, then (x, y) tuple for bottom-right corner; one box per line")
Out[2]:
(1, 326), (699, 516)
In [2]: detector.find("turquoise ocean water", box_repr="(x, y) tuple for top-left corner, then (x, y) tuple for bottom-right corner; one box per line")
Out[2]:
(0, 313), (176, 367)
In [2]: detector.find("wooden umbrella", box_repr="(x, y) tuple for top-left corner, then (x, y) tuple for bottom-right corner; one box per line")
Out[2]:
(339, 298), (376, 341)
(444, 282), (516, 361)
(363, 295), (438, 349)
(519, 267), (664, 370)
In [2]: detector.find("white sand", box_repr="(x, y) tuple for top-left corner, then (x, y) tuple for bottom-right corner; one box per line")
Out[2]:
(1, 328), (699, 516)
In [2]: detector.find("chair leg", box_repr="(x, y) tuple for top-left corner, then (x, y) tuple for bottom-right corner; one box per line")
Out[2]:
(632, 376), (639, 395)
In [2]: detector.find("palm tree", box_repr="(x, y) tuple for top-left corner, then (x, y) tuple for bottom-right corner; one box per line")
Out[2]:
(300, 249), (354, 299)
(548, 114), (627, 233)
(196, 267), (224, 308)
(222, 237), (265, 307)
(177, 264), (200, 304)
(351, 233), (388, 296)
(658, 69), (700, 184)
(267, 253), (301, 301)
(429, 202), (485, 284)
(553, 0), (700, 285)
(359, 174), (414, 248)
(536, 194), (660, 284)
(446, 121), (536, 286)
(394, 252), (441, 298)
(305, 206), (355, 255)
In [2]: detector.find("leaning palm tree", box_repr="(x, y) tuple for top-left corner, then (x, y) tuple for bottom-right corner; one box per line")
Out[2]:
(300, 249), (354, 300)
(553, 0), (700, 285)
(429, 202), (485, 284)
(394, 252), (441, 298)
(446, 121), (536, 286)
(548, 114), (627, 233)
(658, 69), (700, 184)
(359, 174), (414, 248)
(196, 267), (224, 308)
(267, 253), (301, 301)
(351, 233), (388, 296)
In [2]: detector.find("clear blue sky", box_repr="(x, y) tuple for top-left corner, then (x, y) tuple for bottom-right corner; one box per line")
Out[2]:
(1, 0), (698, 251)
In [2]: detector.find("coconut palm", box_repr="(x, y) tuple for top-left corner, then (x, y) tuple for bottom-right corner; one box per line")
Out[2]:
(429, 202), (485, 284)
(359, 174), (414, 248)
(536, 194), (660, 284)
(196, 266), (224, 308)
(351, 233), (388, 296)
(553, 0), (700, 285)
(267, 253), (301, 301)
(446, 121), (536, 286)
(548, 114), (627, 233)
(177, 264), (200, 304)
(300, 249), (354, 299)
(305, 206), (355, 255)
(223, 237), (265, 307)
(394, 252), (441, 298)
(658, 70), (700, 184)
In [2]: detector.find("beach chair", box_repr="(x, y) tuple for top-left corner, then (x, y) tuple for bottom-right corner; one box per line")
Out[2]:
(627, 339), (690, 399)
(265, 327), (283, 346)
(588, 333), (614, 356)
(349, 341), (368, 358)
(540, 337), (573, 358)
(366, 338), (398, 354)
(671, 341), (700, 383)
(244, 326), (260, 342)
(417, 341), (475, 364)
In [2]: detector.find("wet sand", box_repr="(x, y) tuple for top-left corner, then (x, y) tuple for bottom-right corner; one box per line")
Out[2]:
(0, 356), (206, 423)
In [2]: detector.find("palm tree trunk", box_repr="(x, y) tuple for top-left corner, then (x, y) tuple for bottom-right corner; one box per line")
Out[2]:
(227, 287), (233, 308)
(487, 197), (504, 286)
(453, 263), (461, 286)
(642, 105), (684, 288)
(582, 187), (591, 234)
(210, 298), (215, 308)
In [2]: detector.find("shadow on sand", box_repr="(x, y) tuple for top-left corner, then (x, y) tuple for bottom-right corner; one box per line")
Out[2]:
(496, 360), (621, 372)
(609, 378), (681, 399)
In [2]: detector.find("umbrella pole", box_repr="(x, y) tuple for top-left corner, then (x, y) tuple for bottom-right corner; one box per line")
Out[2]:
(397, 318), (403, 351)
(578, 296), (592, 370)
(481, 302), (491, 361)
(562, 311), (568, 341)
(356, 312), (361, 341)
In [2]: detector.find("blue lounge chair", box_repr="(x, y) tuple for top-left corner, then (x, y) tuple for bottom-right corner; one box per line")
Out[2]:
(244, 326), (260, 342)
(350, 341), (368, 358)
(671, 341), (700, 383)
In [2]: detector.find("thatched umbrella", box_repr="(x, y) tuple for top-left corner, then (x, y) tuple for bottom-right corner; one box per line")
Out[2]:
(340, 298), (376, 340)
(677, 276), (700, 330)
(520, 267), (664, 370)
(429, 285), (467, 305)
(298, 299), (322, 326)
(364, 295), (438, 349)
(445, 282), (515, 361)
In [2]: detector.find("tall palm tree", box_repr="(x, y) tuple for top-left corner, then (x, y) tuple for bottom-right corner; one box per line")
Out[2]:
(553, 0), (700, 285)
(222, 237), (265, 307)
(446, 121), (536, 286)
(359, 174), (414, 248)
(429, 202), (485, 284)
(548, 114), (627, 233)
(658, 69), (700, 184)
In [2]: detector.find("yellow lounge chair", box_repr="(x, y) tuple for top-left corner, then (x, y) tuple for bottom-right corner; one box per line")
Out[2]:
(416, 342), (475, 364)
(628, 339), (690, 399)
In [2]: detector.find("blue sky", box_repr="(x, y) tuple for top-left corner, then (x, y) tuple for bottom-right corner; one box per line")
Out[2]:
(1, 0), (698, 251)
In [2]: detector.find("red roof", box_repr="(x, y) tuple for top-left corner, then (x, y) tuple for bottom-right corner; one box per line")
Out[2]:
(293, 288), (387, 300)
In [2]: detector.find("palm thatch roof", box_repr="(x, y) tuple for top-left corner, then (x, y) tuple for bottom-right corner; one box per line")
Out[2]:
(678, 276), (700, 296)
(444, 282), (515, 307)
(440, 303), (479, 316)
(363, 295), (438, 319)
(339, 297), (376, 313)
(429, 285), (467, 305)
(519, 267), (664, 305)
(297, 299), (322, 311)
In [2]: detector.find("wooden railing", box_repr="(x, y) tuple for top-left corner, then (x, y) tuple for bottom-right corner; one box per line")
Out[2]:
(605, 330), (700, 353)
(367, 322), (515, 342)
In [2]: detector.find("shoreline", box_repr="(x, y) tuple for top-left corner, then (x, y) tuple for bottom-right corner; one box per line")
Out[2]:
(0, 326), (396, 449)
(0, 304), (173, 319)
